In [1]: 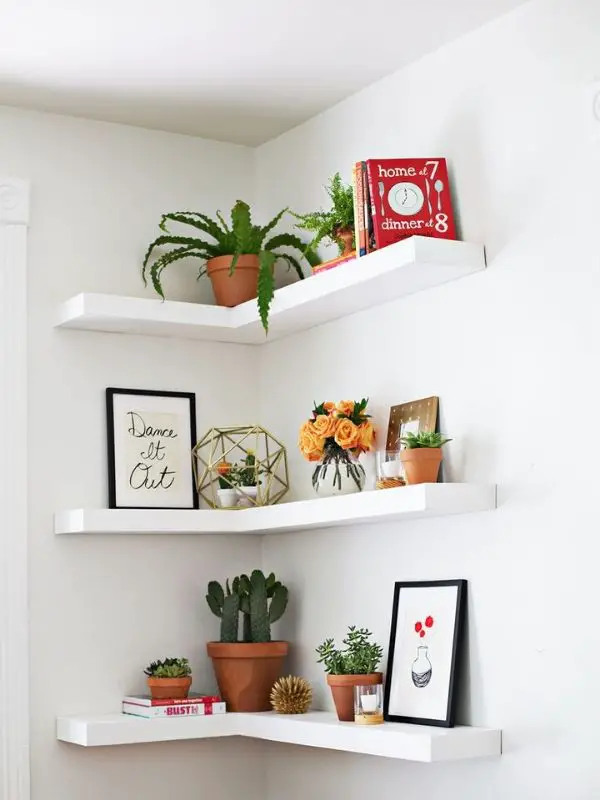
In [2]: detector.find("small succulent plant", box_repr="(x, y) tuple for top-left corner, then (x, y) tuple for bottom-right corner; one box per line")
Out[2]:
(316, 626), (383, 675)
(143, 657), (191, 678)
(400, 431), (452, 449)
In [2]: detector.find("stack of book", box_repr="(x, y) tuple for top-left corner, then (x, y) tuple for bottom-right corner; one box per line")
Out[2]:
(312, 158), (457, 276)
(354, 158), (457, 256)
(123, 692), (226, 719)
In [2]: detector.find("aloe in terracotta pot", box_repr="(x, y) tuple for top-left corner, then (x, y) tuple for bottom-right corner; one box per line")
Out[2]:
(399, 431), (452, 485)
(316, 626), (383, 722)
(206, 570), (288, 712)
(142, 201), (317, 333)
(143, 657), (192, 699)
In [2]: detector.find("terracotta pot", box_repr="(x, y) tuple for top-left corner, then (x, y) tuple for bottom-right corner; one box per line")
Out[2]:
(207, 641), (288, 712)
(326, 673), (383, 722)
(207, 254), (260, 307)
(400, 447), (443, 485)
(335, 226), (355, 258)
(146, 676), (192, 699)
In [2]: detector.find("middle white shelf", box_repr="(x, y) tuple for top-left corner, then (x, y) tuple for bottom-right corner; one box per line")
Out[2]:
(54, 483), (496, 535)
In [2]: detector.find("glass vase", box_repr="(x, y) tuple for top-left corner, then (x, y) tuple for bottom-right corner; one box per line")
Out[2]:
(312, 447), (365, 497)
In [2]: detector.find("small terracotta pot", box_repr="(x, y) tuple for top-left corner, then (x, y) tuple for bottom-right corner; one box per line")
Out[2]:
(207, 641), (288, 712)
(206, 254), (260, 307)
(327, 673), (383, 722)
(146, 676), (192, 699)
(400, 447), (442, 485)
(335, 226), (355, 258)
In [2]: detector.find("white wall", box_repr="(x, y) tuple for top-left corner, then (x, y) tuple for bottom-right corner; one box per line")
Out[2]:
(256, 0), (600, 797)
(0, 106), (264, 800)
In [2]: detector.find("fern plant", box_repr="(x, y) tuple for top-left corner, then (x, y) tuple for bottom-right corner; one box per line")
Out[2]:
(400, 431), (452, 449)
(294, 173), (355, 256)
(142, 200), (317, 333)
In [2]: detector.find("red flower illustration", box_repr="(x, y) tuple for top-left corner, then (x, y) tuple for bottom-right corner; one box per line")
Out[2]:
(419, 630), (425, 638)
(415, 621), (423, 633)
(425, 616), (434, 628)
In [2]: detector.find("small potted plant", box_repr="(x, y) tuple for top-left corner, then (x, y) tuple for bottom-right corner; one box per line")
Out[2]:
(143, 657), (192, 699)
(316, 626), (383, 722)
(215, 460), (241, 508)
(142, 201), (317, 333)
(399, 431), (452, 485)
(206, 570), (288, 711)
(295, 173), (355, 261)
(295, 173), (355, 259)
(236, 450), (261, 507)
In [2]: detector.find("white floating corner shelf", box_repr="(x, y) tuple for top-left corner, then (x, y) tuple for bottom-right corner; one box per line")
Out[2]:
(54, 483), (497, 536)
(56, 711), (501, 761)
(55, 237), (486, 345)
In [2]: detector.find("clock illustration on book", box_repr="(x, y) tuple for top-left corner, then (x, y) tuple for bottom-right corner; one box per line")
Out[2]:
(388, 182), (425, 216)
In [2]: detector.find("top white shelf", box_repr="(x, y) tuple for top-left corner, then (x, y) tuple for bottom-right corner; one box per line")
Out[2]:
(55, 237), (485, 344)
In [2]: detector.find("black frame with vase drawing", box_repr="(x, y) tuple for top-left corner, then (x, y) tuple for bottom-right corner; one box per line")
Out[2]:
(384, 579), (466, 728)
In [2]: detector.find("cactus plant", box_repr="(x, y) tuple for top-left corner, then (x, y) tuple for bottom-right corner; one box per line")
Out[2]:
(206, 578), (240, 642)
(206, 570), (288, 643)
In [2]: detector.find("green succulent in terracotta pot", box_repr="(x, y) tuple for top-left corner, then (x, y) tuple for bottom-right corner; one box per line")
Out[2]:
(399, 431), (452, 485)
(143, 657), (192, 700)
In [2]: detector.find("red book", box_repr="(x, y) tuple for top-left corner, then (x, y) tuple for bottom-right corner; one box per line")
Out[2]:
(312, 252), (356, 274)
(123, 692), (221, 707)
(365, 158), (456, 251)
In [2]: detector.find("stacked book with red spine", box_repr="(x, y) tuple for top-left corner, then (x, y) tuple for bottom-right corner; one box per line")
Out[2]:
(123, 692), (226, 719)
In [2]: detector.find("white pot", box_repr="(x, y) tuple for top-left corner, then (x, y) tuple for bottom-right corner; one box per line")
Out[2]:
(237, 485), (258, 507)
(217, 488), (238, 508)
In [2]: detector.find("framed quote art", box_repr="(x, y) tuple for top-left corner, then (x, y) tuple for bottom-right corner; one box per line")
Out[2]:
(384, 580), (466, 728)
(106, 388), (198, 510)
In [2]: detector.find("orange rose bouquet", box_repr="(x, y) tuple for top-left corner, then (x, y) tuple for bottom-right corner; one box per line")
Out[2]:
(298, 399), (375, 493)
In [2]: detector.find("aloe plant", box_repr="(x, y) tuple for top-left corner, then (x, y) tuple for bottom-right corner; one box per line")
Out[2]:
(400, 431), (452, 449)
(142, 200), (318, 332)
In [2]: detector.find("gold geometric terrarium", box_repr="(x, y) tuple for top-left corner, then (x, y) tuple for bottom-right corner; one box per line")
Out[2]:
(193, 425), (289, 509)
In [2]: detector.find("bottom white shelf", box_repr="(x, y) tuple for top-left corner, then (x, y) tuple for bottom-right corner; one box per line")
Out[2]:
(56, 711), (501, 762)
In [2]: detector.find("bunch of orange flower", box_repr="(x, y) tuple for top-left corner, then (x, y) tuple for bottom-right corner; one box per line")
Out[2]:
(298, 399), (375, 462)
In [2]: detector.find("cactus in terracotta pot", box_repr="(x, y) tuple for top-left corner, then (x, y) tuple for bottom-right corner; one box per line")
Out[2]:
(205, 570), (289, 712)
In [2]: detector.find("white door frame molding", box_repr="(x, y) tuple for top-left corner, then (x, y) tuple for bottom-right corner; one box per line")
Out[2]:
(0, 178), (30, 800)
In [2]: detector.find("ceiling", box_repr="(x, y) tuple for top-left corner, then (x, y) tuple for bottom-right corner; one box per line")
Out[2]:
(0, 0), (527, 146)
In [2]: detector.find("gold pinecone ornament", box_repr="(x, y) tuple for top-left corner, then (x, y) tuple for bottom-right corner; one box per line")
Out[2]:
(270, 675), (312, 714)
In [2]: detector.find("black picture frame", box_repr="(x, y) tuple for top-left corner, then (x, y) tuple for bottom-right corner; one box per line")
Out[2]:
(106, 388), (198, 510)
(384, 579), (466, 728)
